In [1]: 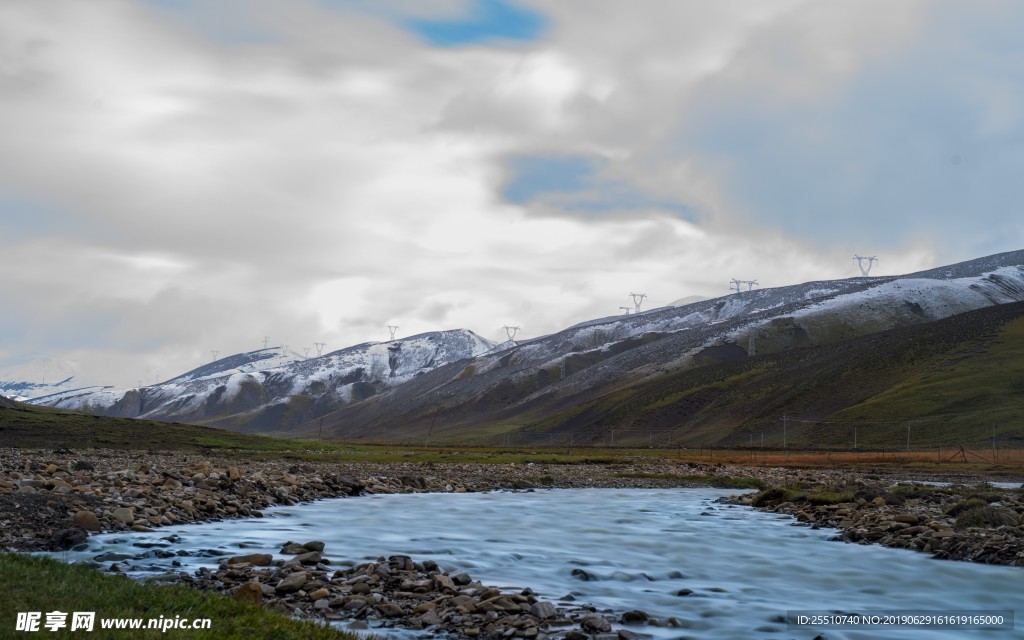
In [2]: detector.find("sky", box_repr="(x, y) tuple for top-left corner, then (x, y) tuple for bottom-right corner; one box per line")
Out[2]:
(1, 0), (1023, 387)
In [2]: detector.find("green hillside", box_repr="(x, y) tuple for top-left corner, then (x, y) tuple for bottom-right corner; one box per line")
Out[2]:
(0, 401), (317, 452)
(462, 301), (1024, 450)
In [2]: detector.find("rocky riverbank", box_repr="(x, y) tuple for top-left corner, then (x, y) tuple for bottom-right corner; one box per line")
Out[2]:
(737, 480), (1024, 566)
(1, 447), (1021, 565)
(162, 541), (663, 640)
(0, 447), (775, 552)
(3, 447), (1024, 639)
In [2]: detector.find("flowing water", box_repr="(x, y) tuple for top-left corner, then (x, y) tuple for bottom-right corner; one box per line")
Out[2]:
(59, 488), (1020, 639)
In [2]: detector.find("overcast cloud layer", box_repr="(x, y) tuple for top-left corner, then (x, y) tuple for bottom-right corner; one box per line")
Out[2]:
(1, 0), (1022, 386)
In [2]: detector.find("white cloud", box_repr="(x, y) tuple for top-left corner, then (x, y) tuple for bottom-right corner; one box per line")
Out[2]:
(0, 0), (1016, 386)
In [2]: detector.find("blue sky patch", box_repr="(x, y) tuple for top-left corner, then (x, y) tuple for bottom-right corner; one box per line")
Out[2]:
(405, 0), (546, 47)
(503, 155), (596, 204)
(502, 154), (695, 219)
(0, 191), (77, 241)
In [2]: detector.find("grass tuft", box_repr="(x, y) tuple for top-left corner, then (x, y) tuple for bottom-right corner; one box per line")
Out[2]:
(0, 553), (355, 639)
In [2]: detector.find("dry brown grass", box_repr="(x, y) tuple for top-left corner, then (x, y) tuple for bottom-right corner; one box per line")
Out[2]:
(657, 447), (1024, 475)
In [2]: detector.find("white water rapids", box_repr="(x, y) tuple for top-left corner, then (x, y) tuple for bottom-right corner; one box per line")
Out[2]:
(58, 488), (1021, 640)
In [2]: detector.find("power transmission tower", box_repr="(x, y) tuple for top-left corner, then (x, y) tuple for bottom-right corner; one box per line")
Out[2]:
(503, 325), (521, 343)
(386, 325), (399, 341)
(853, 255), (878, 276)
(281, 344), (288, 357)
(629, 292), (647, 314)
(262, 336), (270, 349)
(619, 306), (631, 315)
(304, 347), (310, 358)
(210, 350), (219, 362)
(730, 279), (758, 293)
(314, 342), (326, 357)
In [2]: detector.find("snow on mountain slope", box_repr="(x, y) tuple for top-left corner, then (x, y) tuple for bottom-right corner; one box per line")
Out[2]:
(163, 348), (304, 385)
(0, 357), (82, 401)
(506, 254), (1024, 376)
(25, 249), (1024, 433)
(31, 329), (496, 426)
(343, 250), (1024, 431)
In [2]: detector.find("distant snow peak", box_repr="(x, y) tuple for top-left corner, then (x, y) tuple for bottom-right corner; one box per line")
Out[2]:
(670, 295), (709, 307)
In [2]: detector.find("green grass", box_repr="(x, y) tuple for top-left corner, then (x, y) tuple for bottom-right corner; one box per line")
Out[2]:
(827, 315), (1024, 441)
(750, 484), (857, 506)
(0, 553), (354, 639)
(0, 402), (342, 453)
(954, 505), (1020, 530)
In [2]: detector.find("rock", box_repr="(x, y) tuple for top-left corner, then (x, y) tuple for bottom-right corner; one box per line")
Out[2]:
(280, 542), (307, 555)
(351, 581), (372, 595)
(413, 602), (437, 614)
(308, 588), (331, 600)
(871, 497), (886, 507)
(234, 582), (263, 603)
(675, 588), (694, 596)
(228, 466), (241, 482)
(450, 595), (477, 612)
(275, 571), (309, 594)
(618, 632), (653, 640)
(582, 614), (612, 633)
(621, 610), (649, 624)
(529, 602), (558, 619)
(571, 568), (596, 581)
(452, 571), (473, 586)
(111, 507), (135, 525)
(303, 540), (325, 552)
(294, 551), (322, 565)
(51, 528), (87, 549)
(476, 596), (518, 612)
(73, 510), (102, 532)
(432, 573), (456, 592)
(376, 603), (405, 618)
(226, 554), (272, 566)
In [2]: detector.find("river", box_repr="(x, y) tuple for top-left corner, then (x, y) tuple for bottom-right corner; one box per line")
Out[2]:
(59, 488), (1020, 639)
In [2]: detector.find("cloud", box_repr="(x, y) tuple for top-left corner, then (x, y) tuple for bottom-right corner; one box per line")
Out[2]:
(0, 0), (1015, 386)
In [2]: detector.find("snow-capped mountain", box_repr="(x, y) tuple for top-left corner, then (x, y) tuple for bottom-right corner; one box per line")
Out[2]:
(31, 330), (496, 428)
(0, 357), (81, 401)
(307, 250), (1024, 439)
(26, 249), (1024, 437)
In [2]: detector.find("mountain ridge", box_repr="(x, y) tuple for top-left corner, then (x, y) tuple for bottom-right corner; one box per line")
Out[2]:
(24, 249), (1024, 446)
